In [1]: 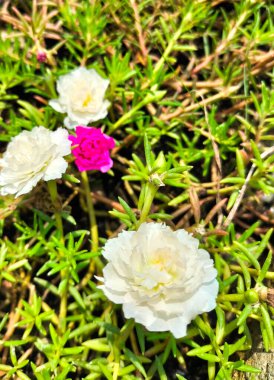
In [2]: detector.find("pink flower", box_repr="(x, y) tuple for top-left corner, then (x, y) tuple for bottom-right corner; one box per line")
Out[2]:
(69, 126), (115, 172)
(37, 51), (47, 63)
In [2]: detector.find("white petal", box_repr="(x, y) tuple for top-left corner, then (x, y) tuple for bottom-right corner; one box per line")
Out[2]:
(51, 128), (71, 156)
(146, 317), (169, 332)
(0, 126), (71, 197)
(102, 264), (129, 292)
(174, 280), (218, 324)
(64, 116), (77, 129)
(97, 222), (219, 339)
(49, 99), (65, 113)
(123, 303), (156, 327)
(43, 157), (68, 181)
(102, 230), (135, 263)
(15, 174), (43, 197)
(99, 285), (125, 304)
(168, 316), (188, 338)
(49, 67), (110, 128)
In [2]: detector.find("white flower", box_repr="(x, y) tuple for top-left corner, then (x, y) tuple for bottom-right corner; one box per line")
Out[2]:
(0, 126), (71, 198)
(49, 67), (110, 129)
(98, 222), (219, 339)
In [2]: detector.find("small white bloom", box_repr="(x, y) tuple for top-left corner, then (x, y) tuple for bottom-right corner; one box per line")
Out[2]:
(49, 67), (110, 129)
(0, 126), (71, 198)
(99, 222), (218, 338)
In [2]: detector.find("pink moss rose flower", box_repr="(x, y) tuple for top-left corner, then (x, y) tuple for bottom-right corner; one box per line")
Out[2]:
(69, 126), (115, 172)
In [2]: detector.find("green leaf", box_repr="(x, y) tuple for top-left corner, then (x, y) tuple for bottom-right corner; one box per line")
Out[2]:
(82, 338), (110, 352)
(260, 304), (274, 349)
(227, 336), (247, 356)
(144, 133), (153, 171)
(124, 348), (147, 378)
(221, 177), (245, 184)
(118, 197), (137, 224)
(187, 344), (213, 356)
(135, 324), (146, 355)
(215, 306), (225, 344)
(257, 250), (272, 283)
(62, 347), (84, 355)
(17, 371), (32, 380)
(49, 324), (58, 346)
(236, 364), (261, 373)
(227, 190), (239, 210)
(234, 241), (260, 271)
(250, 140), (263, 170)
(62, 174), (80, 183)
(132, 153), (146, 171)
(155, 356), (167, 380)
(97, 362), (113, 380)
(0, 314), (8, 333)
(238, 222), (260, 243)
(69, 286), (86, 310)
(196, 353), (220, 362)
(176, 375), (188, 380)
(17, 100), (43, 125)
(256, 228), (273, 258)
(237, 305), (252, 327)
(236, 149), (246, 178)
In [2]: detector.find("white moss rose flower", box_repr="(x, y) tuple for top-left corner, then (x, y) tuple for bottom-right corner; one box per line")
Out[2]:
(98, 222), (219, 338)
(49, 67), (110, 129)
(0, 126), (71, 198)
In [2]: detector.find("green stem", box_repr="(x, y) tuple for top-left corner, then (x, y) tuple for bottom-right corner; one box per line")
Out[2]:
(109, 91), (165, 132)
(80, 171), (101, 288)
(217, 294), (245, 302)
(47, 180), (63, 238)
(230, 265), (274, 280)
(81, 171), (98, 253)
(59, 280), (68, 333)
(47, 180), (67, 333)
(152, 18), (186, 82)
(137, 182), (157, 227)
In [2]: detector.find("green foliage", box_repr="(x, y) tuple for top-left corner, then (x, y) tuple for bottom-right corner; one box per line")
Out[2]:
(0, 0), (273, 379)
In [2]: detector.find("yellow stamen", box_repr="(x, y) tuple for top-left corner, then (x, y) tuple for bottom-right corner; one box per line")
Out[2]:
(151, 255), (166, 270)
(82, 94), (92, 107)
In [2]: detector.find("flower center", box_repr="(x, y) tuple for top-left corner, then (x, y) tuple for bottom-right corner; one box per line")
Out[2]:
(134, 252), (178, 294)
(151, 255), (167, 271)
(82, 94), (92, 107)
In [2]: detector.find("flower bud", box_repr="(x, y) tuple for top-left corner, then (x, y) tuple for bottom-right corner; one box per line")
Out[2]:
(37, 51), (47, 63)
(149, 173), (165, 187)
(244, 289), (259, 304)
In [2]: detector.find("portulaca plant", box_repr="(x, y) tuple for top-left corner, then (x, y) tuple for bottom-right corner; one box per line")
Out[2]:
(49, 67), (110, 129)
(98, 222), (219, 338)
(1, 2), (273, 379)
(0, 126), (71, 198)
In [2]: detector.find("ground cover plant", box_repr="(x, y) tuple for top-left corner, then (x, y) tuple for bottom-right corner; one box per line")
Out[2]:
(0, 0), (273, 379)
